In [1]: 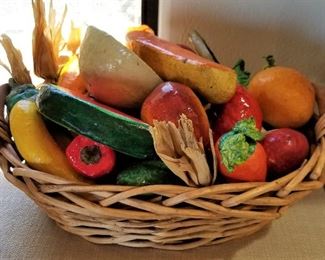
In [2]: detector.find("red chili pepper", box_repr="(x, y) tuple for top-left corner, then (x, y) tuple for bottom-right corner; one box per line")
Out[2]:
(66, 135), (116, 179)
(213, 85), (263, 140)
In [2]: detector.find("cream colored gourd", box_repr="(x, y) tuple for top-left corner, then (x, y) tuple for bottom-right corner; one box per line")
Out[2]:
(79, 26), (162, 108)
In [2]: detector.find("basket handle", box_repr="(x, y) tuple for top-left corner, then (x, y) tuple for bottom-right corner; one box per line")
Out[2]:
(0, 84), (10, 122)
(314, 83), (325, 117)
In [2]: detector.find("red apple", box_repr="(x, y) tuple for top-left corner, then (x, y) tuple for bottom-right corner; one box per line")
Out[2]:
(261, 128), (309, 176)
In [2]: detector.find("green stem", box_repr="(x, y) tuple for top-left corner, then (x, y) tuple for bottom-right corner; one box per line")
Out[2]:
(233, 59), (250, 86)
(264, 55), (276, 69)
(80, 145), (102, 165)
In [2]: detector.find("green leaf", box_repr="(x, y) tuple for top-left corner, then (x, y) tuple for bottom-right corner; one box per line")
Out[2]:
(233, 59), (250, 86)
(219, 118), (263, 173)
(233, 118), (263, 141)
(116, 160), (172, 186)
(219, 132), (256, 173)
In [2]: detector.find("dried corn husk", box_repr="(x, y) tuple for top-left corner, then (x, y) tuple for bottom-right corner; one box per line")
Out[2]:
(67, 21), (81, 54)
(0, 34), (32, 85)
(149, 114), (217, 187)
(32, 0), (67, 82)
(56, 21), (81, 72)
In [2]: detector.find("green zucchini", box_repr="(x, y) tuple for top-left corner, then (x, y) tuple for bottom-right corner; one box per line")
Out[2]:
(117, 160), (172, 186)
(36, 84), (155, 159)
(6, 84), (38, 112)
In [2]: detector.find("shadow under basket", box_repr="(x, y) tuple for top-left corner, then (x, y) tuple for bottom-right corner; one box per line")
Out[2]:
(0, 83), (324, 250)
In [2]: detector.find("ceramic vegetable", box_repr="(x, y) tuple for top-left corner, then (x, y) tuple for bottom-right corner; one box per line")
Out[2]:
(262, 128), (309, 176)
(215, 118), (267, 182)
(66, 135), (116, 179)
(141, 81), (210, 145)
(36, 85), (155, 158)
(9, 99), (86, 182)
(213, 85), (263, 139)
(79, 26), (162, 108)
(126, 28), (237, 104)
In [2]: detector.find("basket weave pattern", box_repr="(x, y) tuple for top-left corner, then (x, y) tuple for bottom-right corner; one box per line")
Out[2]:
(0, 83), (324, 250)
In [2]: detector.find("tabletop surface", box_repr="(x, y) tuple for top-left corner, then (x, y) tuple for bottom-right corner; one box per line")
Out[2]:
(1, 173), (324, 260)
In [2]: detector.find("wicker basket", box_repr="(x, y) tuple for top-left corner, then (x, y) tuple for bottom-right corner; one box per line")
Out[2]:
(0, 83), (324, 251)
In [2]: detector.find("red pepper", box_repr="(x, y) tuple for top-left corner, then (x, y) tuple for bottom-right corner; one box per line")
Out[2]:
(215, 118), (267, 182)
(66, 135), (116, 179)
(213, 85), (263, 140)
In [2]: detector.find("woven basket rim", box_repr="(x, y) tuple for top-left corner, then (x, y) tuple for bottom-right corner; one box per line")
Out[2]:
(0, 83), (324, 250)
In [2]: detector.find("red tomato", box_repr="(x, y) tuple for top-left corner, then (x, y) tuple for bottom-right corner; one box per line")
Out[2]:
(215, 141), (267, 182)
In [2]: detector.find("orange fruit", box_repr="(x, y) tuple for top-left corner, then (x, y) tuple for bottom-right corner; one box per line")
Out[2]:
(57, 55), (87, 93)
(248, 66), (315, 128)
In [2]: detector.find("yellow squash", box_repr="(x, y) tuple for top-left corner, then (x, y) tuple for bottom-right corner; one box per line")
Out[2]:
(9, 99), (87, 183)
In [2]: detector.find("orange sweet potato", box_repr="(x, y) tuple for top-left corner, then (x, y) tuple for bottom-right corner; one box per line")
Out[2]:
(127, 30), (237, 104)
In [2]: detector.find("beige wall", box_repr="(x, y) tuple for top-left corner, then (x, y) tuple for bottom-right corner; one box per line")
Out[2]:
(159, 0), (325, 83)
